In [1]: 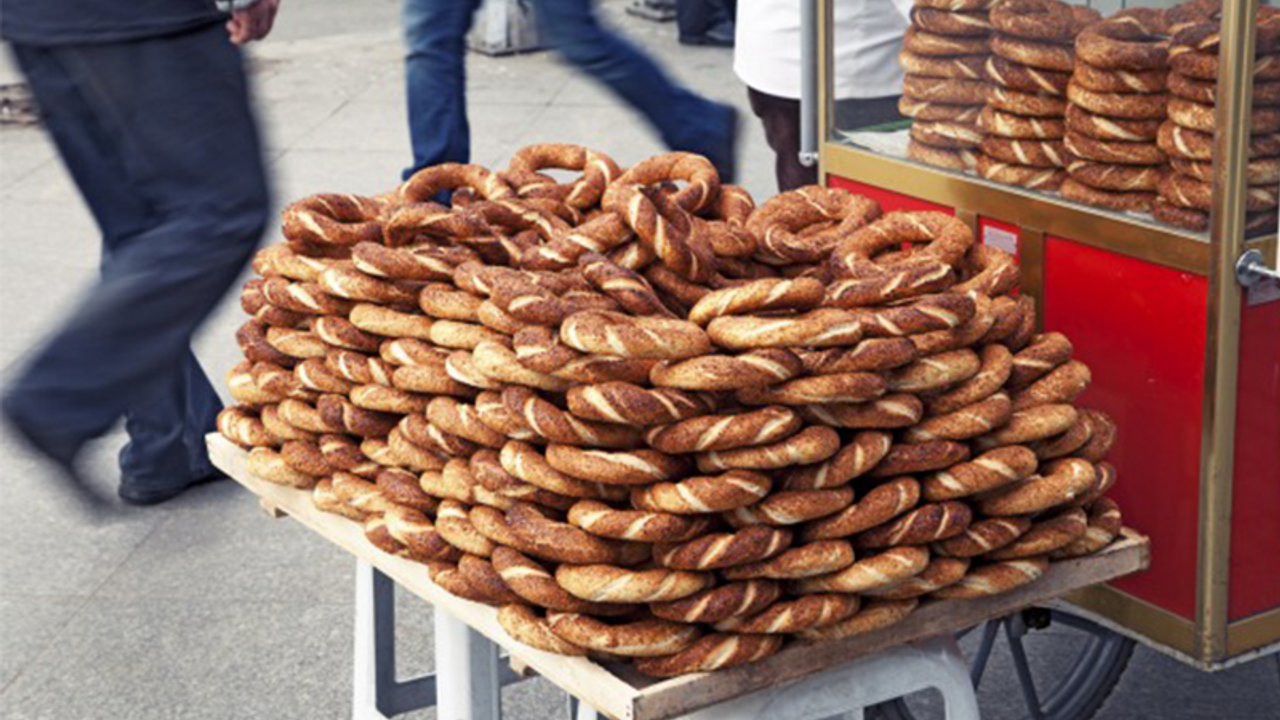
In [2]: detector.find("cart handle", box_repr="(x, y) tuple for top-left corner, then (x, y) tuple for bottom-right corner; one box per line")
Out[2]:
(799, 0), (819, 168)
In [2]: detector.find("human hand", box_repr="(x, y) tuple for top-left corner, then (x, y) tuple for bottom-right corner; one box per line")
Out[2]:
(227, 0), (282, 45)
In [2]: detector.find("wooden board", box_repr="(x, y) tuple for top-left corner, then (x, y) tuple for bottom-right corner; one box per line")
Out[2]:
(208, 434), (1150, 720)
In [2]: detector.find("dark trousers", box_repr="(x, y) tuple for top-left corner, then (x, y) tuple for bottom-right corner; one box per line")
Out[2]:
(402, 0), (734, 176)
(676, 0), (735, 38)
(748, 87), (903, 192)
(6, 24), (269, 493)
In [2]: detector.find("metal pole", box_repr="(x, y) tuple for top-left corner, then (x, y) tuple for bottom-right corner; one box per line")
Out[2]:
(799, 0), (819, 168)
(434, 609), (501, 720)
(1196, 0), (1258, 664)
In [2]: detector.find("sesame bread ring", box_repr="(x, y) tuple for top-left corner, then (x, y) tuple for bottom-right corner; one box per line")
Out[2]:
(443, 351), (503, 392)
(1028, 415), (1093, 460)
(793, 546), (931, 594)
(426, 561), (497, 604)
(823, 259), (957, 309)
(351, 241), (472, 282)
(560, 310), (712, 360)
(566, 382), (712, 426)
(687, 277), (825, 326)
(908, 141), (983, 173)
(632, 469), (773, 515)
(799, 339), (920, 375)
(259, 404), (318, 444)
(911, 7), (993, 36)
(982, 137), (1068, 167)
(399, 163), (514, 204)
(557, 564), (714, 604)
(931, 556), (1049, 599)
(933, 516), (1033, 557)
(264, 327), (327, 360)
(513, 328), (653, 384)
(651, 580), (783, 624)
(349, 304), (433, 340)
(498, 604), (587, 656)
(724, 487), (856, 527)
(351, 384), (426, 414)
(507, 503), (649, 566)
(260, 278), (355, 317)
(469, 450), (575, 509)
(977, 295), (1024, 346)
(1151, 196), (1208, 231)
(888, 349), (982, 394)
(429, 320), (511, 352)
(1067, 83), (1168, 121)
(319, 265), (419, 306)
(975, 403), (1080, 449)
(1160, 172), (1280, 212)
(1173, 96), (1280, 133)
(247, 446), (317, 488)
(491, 547), (633, 615)
(608, 184), (716, 282)
(857, 292), (978, 338)
(649, 349), (805, 392)
(377, 468), (440, 514)
(645, 405), (802, 453)
(655, 526), (793, 571)
(737, 372), (888, 406)
(604, 151), (719, 214)
(1170, 157), (1280, 185)
(831, 210), (973, 275)
(990, 0), (1074, 41)
(1170, 49), (1280, 82)
(1073, 409), (1117, 462)
(988, 85), (1068, 117)
(470, 504), (534, 551)
(910, 294), (998, 356)
(320, 434), (380, 476)
(900, 97), (985, 123)
(227, 363), (283, 405)
(1009, 332), (1073, 387)
(282, 193), (384, 247)
(498, 441), (628, 500)
(864, 557), (972, 600)
(1157, 123), (1280, 160)
(696, 426), (843, 473)
(435, 500), (497, 557)
(328, 349), (393, 386)
(546, 612), (701, 658)
(801, 476), (922, 542)
(924, 343), (1013, 414)
(472, 342), (572, 392)
(799, 394), (926, 430)
(975, 457), (1097, 515)
(900, 52), (988, 80)
(391, 363), (476, 398)
(386, 428), (448, 471)
(869, 441), (971, 478)
(978, 106), (1066, 139)
(567, 500), (712, 543)
(797, 598), (919, 641)
(334, 472), (400, 516)
(916, 0), (991, 9)
(985, 56), (1070, 95)
(904, 76), (990, 107)
(747, 187), (881, 264)
(991, 34), (1075, 72)
(382, 505), (457, 560)
(855, 501), (973, 548)
(633, 633), (784, 677)
(579, 252), (673, 317)
(320, 395), (404, 438)
(988, 507), (1089, 560)
(1168, 72), (1280, 105)
(458, 555), (525, 605)
(707, 308), (864, 350)
(1061, 178), (1156, 212)
(1051, 497), (1123, 559)
(1065, 158), (1162, 191)
(1076, 14), (1171, 71)
(421, 460), (478, 503)
(1072, 60), (1166, 95)
(904, 392), (1014, 442)
(909, 120), (987, 150)
(501, 386), (644, 449)
(715, 594), (861, 635)
(506, 143), (621, 209)
(1011, 359), (1091, 409)
(253, 244), (334, 282)
(905, 27), (992, 56)
(922, 445), (1039, 501)
(977, 156), (1068, 190)
(476, 300), (525, 335)
(721, 540), (857, 581)
(783, 431), (893, 490)
(427, 397), (508, 448)
(545, 445), (688, 485)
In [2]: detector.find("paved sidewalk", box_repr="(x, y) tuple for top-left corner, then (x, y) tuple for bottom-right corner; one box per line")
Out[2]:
(1, 2), (1278, 719)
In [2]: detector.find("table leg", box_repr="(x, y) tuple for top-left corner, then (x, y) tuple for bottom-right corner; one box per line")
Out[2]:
(434, 605), (502, 720)
(353, 559), (390, 720)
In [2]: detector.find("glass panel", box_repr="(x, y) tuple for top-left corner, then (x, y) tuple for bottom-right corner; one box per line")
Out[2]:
(824, 0), (1276, 237)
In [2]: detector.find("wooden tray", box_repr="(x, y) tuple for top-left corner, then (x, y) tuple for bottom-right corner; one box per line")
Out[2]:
(209, 434), (1150, 720)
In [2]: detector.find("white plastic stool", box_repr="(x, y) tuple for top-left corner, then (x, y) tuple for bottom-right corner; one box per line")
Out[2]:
(576, 635), (979, 720)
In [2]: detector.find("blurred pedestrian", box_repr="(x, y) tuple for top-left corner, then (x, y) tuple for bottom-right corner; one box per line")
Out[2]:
(736, 0), (910, 191)
(677, 0), (736, 47)
(401, 0), (738, 183)
(0, 0), (280, 509)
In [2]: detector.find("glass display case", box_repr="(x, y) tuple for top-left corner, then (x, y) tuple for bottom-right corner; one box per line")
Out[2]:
(806, 0), (1280, 669)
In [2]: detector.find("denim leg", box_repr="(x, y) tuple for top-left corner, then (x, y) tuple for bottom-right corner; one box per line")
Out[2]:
(5, 28), (269, 485)
(403, 0), (482, 179)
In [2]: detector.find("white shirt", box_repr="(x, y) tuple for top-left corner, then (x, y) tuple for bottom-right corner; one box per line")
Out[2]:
(734, 0), (915, 101)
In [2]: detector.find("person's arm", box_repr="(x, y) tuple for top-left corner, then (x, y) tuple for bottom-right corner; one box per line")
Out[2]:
(216, 0), (282, 45)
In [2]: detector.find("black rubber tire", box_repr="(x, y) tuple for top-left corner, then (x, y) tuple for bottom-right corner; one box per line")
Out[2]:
(871, 608), (1135, 720)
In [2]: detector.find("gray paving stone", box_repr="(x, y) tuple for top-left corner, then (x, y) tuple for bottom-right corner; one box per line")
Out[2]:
(0, 128), (57, 193)
(0, 595), (85, 691)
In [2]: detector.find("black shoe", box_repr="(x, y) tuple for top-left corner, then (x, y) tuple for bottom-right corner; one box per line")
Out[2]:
(680, 20), (735, 47)
(119, 469), (230, 507)
(1, 397), (112, 518)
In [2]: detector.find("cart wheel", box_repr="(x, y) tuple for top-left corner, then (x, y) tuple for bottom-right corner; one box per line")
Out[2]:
(871, 607), (1134, 720)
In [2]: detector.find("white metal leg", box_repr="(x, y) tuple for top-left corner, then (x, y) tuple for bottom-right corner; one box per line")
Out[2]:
(434, 604), (502, 720)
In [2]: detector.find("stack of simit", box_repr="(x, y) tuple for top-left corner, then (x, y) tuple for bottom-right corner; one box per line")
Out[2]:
(901, 0), (994, 172)
(978, 0), (1099, 191)
(219, 144), (1129, 677)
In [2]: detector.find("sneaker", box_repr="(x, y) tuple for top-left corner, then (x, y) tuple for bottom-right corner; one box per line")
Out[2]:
(679, 20), (735, 47)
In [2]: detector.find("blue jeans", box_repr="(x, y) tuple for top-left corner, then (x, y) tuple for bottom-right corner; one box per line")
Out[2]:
(6, 24), (269, 493)
(402, 0), (735, 178)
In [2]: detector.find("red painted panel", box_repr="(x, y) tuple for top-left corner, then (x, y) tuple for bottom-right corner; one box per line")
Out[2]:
(1229, 299), (1280, 621)
(1043, 236), (1207, 621)
(827, 176), (953, 215)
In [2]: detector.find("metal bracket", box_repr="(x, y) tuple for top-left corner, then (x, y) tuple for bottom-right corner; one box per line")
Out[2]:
(1236, 249), (1280, 288)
